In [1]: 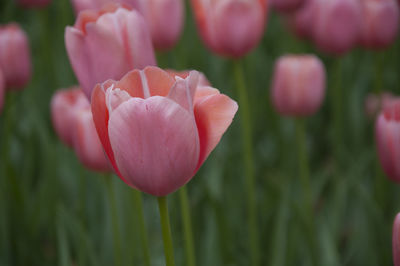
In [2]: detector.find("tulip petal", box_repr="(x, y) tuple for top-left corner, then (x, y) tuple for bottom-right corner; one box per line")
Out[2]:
(144, 66), (176, 97)
(168, 71), (199, 112)
(108, 96), (200, 196)
(91, 83), (126, 180)
(194, 93), (238, 169)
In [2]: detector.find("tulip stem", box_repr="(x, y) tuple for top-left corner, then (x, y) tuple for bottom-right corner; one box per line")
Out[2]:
(105, 176), (122, 266)
(331, 59), (342, 164)
(179, 186), (196, 266)
(233, 60), (259, 266)
(132, 190), (151, 266)
(295, 118), (318, 265)
(158, 196), (175, 266)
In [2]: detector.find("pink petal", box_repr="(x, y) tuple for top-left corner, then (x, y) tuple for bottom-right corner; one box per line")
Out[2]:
(108, 96), (200, 196)
(167, 71), (199, 112)
(194, 92), (238, 169)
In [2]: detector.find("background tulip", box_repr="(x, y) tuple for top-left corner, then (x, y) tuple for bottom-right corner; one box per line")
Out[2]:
(51, 88), (89, 147)
(394, 213), (400, 266)
(16, 0), (51, 8)
(271, 0), (305, 13)
(65, 4), (156, 99)
(0, 23), (31, 90)
(73, 108), (111, 172)
(312, 0), (362, 54)
(71, 0), (144, 14)
(287, 0), (317, 39)
(375, 101), (400, 183)
(271, 54), (325, 117)
(191, 0), (268, 58)
(91, 66), (237, 196)
(360, 0), (400, 49)
(365, 92), (397, 119)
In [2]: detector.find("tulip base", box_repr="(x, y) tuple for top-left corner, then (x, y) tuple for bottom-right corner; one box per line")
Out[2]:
(157, 196), (175, 266)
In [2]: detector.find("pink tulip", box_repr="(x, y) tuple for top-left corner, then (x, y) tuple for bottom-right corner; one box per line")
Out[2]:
(166, 69), (210, 86)
(16, 0), (51, 8)
(0, 70), (4, 114)
(191, 0), (268, 58)
(394, 213), (400, 266)
(71, 0), (143, 14)
(271, 54), (325, 117)
(360, 0), (399, 49)
(141, 0), (184, 50)
(91, 66), (238, 196)
(365, 92), (397, 119)
(51, 87), (110, 172)
(287, 0), (317, 39)
(51, 88), (89, 147)
(312, 0), (362, 55)
(0, 23), (31, 90)
(73, 108), (111, 172)
(271, 0), (305, 13)
(65, 3), (156, 99)
(375, 100), (400, 183)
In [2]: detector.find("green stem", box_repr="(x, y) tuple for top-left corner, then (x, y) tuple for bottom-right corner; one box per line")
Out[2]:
(157, 196), (175, 266)
(105, 176), (122, 266)
(331, 59), (343, 164)
(179, 186), (196, 266)
(132, 190), (151, 266)
(295, 118), (318, 265)
(233, 60), (259, 266)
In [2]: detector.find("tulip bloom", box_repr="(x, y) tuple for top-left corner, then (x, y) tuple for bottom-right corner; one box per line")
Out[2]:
(394, 213), (400, 266)
(0, 23), (31, 89)
(271, 0), (305, 13)
(313, 0), (362, 54)
(16, 0), (51, 8)
(91, 66), (238, 196)
(287, 0), (317, 39)
(51, 88), (110, 172)
(65, 4), (156, 99)
(271, 54), (325, 117)
(166, 69), (210, 86)
(191, 0), (268, 58)
(71, 0), (143, 15)
(375, 100), (400, 183)
(360, 0), (399, 49)
(365, 92), (396, 119)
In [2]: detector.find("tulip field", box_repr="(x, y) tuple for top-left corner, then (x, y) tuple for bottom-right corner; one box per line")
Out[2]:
(1, 0), (400, 265)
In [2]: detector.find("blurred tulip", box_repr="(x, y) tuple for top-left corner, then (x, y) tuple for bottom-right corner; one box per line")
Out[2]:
(16, 0), (51, 8)
(65, 3), (156, 99)
(360, 0), (399, 49)
(73, 108), (111, 172)
(0, 70), (4, 114)
(91, 66), (238, 196)
(166, 69), (210, 86)
(71, 0), (143, 14)
(287, 0), (317, 39)
(271, 54), (325, 117)
(141, 0), (184, 50)
(365, 92), (396, 119)
(51, 88), (89, 147)
(313, 0), (362, 55)
(191, 0), (268, 58)
(271, 0), (305, 13)
(375, 100), (400, 183)
(0, 23), (31, 89)
(51, 87), (110, 172)
(394, 213), (400, 266)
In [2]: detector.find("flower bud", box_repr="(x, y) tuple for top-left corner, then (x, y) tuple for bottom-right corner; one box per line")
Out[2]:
(271, 54), (326, 117)
(0, 23), (32, 90)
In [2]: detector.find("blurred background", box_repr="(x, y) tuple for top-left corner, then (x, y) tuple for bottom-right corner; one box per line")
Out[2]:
(0, 0), (400, 265)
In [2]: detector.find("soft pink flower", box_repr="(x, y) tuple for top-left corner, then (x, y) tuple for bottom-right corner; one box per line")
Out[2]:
(393, 213), (400, 266)
(51, 87), (110, 172)
(287, 0), (317, 39)
(65, 4), (156, 99)
(375, 100), (400, 183)
(271, 54), (325, 117)
(191, 0), (268, 58)
(271, 0), (305, 13)
(0, 23), (31, 90)
(359, 0), (399, 49)
(91, 66), (238, 196)
(166, 69), (210, 86)
(71, 0), (143, 14)
(312, 0), (362, 55)
(365, 92), (397, 119)
(16, 0), (51, 8)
